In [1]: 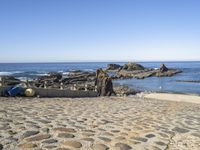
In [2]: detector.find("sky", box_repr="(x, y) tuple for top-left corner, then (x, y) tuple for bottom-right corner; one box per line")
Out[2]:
(0, 0), (200, 62)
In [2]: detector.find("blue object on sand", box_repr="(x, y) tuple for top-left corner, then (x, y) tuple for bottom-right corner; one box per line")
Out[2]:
(7, 86), (24, 97)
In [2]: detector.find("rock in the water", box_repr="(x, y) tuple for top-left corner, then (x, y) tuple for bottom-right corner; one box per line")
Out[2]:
(107, 64), (121, 70)
(122, 62), (145, 71)
(159, 64), (168, 72)
(95, 69), (115, 96)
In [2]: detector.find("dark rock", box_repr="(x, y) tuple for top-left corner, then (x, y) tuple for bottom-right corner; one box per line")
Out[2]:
(58, 133), (75, 138)
(0, 76), (21, 86)
(22, 130), (39, 139)
(145, 134), (156, 138)
(0, 144), (3, 150)
(95, 69), (115, 96)
(122, 62), (145, 71)
(106, 64), (121, 70)
(49, 72), (62, 80)
(159, 64), (168, 72)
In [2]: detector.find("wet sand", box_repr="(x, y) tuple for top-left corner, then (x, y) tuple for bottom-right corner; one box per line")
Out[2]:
(0, 96), (200, 150)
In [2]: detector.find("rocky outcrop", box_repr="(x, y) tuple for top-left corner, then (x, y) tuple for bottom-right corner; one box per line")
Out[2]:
(106, 64), (122, 70)
(116, 63), (182, 79)
(122, 62), (145, 71)
(0, 76), (21, 86)
(159, 64), (168, 72)
(95, 69), (115, 96)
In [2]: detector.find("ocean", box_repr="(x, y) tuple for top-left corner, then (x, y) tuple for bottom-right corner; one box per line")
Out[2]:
(0, 62), (200, 95)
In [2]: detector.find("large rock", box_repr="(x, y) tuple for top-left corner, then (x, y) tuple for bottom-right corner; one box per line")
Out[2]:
(106, 64), (121, 70)
(159, 64), (168, 72)
(122, 62), (145, 71)
(95, 69), (115, 96)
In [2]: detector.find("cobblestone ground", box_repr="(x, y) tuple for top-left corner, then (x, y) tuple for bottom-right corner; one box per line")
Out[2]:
(0, 96), (200, 150)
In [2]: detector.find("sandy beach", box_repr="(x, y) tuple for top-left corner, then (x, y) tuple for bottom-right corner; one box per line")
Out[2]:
(0, 94), (200, 150)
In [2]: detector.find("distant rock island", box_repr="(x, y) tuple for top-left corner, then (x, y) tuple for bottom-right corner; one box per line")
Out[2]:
(106, 62), (182, 79)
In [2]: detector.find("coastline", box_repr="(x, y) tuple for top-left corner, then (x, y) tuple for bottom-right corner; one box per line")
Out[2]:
(137, 92), (200, 104)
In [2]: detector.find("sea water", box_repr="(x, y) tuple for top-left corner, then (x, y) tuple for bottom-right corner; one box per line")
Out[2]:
(0, 62), (200, 95)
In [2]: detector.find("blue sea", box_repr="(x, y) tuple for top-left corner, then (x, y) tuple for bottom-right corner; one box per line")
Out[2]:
(0, 62), (200, 95)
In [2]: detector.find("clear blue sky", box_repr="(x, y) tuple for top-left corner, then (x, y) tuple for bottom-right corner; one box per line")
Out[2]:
(0, 0), (200, 62)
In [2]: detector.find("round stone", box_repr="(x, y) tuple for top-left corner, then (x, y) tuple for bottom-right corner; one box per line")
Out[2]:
(26, 134), (51, 142)
(92, 144), (109, 150)
(62, 141), (82, 148)
(58, 133), (75, 138)
(54, 128), (76, 133)
(22, 131), (39, 139)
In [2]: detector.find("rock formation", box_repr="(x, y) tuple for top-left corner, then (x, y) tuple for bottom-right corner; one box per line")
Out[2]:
(106, 64), (122, 70)
(122, 62), (145, 71)
(95, 69), (115, 96)
(159, 64), (168, 72)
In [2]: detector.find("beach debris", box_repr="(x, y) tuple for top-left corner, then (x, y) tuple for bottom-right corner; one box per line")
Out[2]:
(7, 83), (27, 97)
(95, 69), (115, 96)
(25, 88), (35, 97)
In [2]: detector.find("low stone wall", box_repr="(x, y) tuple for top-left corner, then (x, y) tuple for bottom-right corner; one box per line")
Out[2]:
(0, 86), (98, 98)
(33, 88), (98, 98)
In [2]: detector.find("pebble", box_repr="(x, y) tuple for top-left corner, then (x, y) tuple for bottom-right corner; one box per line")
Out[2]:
(92, 144), (109, 150)
(22, 130), (39, 139)
(42, 139), (58, 144)
(62, 140), (82, 148)
(54, 127), (76, 133)
(58, 133), (75, 138)
(26, 134), (51, 142)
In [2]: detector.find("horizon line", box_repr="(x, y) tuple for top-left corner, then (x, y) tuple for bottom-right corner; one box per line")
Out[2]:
(0, 60), (200, 64)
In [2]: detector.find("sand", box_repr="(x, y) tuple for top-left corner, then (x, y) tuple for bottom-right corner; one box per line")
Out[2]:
(0, 95), (200, 150)
(140, 92), (200, 104)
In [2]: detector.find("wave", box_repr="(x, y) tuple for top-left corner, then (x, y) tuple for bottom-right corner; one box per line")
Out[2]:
(0, 71), (23, 76)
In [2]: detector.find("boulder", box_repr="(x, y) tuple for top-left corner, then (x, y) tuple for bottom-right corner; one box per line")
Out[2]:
(122, 62), (145, 71)
(95, 69), (115, 96)
(106, 64), (121, 70)
(159, 64), (168, 72)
